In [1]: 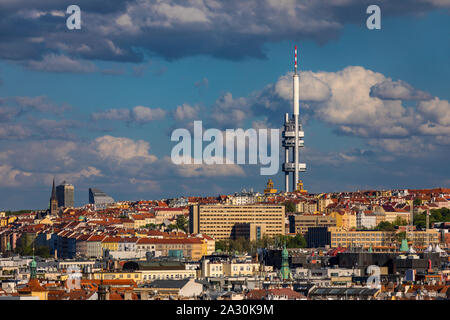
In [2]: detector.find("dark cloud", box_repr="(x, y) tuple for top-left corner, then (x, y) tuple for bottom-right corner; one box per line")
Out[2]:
(14, 95), (71, 114)
(0, 0), (448, 65)
(370, 79), (432, 100)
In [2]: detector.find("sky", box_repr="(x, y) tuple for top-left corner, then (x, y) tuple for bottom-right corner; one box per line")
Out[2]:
(0, 0), (449, 210)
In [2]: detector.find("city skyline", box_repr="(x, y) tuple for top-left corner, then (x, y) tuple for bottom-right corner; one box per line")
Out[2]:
(0, 2), (449, 210)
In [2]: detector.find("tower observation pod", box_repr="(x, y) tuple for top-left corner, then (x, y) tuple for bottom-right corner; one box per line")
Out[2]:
(282, 45), (306, 192)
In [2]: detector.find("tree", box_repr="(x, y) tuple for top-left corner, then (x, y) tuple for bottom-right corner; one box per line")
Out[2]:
(413, 198), (422, 206)
(393, 217), (407, 226)
(284, 201), (296, 213)
(144, 223), (158, 230)
(175, 215), (188, 232)
(413, 208), (450, 229)
(166, 224), (178, 231)
(5, 210), (33, 217)
(215, 240), (227, 252)
(376, 221), (395, 231)
(396, 231), (407, 242)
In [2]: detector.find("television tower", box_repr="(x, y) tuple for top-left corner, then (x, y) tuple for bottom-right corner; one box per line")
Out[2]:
(282, 46), (306, 192)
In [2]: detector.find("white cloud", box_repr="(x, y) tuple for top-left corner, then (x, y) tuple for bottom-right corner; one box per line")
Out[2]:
(92, 106), (166, 123)
(211, 93), (249, 127)
(56, 166), (103, 183)
(92, 135), (157, 163)
(418, 97), (450, 126)
(173, 103), (201, 122)
(0, 165), (32, 187)
(132, 106), (166, 122)
(275, 71), (331, 102)
(170, 155), (245, 178)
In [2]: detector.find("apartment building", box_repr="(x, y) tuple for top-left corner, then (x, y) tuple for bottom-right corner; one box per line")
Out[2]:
(330, 230), (397, 248)
(189, 204), (285, 241)
(139, 238), (204, 260)
(289, 214), (336, 235)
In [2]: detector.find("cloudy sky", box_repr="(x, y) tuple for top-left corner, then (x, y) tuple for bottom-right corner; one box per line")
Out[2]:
(0, 0), (449, 210)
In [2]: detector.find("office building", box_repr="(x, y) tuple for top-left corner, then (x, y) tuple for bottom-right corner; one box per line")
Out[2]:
(56, 181), (74, 208)
(88, 188), (114, 208)
(189, 204), (285, 240)
(289, 214), (336, 235)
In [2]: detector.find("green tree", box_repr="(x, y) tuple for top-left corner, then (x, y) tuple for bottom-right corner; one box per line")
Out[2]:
(166, 224), (178, 231)
(175, 215), (188, 232)
(215, 240), (230, 252)
(4, 210), (33, 216)
(413, 208), (450, 229)
(413, 198), (422, 206)
(144, 223), (158, 230)
(376, 221), (395, 231)
(393, 217), (407, 226)
(284, 201), (296, 213)
(396, 231), (407, 242)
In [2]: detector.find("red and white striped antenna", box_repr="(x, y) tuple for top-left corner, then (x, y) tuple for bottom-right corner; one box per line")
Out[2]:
(294, 45), (298, 74)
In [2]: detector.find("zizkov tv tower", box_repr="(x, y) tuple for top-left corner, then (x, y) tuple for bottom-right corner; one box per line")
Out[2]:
(282, 46), (306, 192)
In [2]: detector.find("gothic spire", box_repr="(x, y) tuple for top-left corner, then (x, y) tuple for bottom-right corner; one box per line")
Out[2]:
(51, 177), (57, 201)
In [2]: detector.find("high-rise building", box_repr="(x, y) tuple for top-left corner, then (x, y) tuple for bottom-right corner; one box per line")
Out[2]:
(189, 204), (285, 240)
(56, 181), (74, 208)
(89, 188), (114, 209)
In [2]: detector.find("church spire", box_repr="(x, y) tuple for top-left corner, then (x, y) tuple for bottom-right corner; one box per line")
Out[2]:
(51, 177), (57, 201)
(49, 177), (58, 216)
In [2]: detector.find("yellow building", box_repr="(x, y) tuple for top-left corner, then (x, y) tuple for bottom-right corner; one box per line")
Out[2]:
(101, 236), (120, 251)
(189, 204), (285, 241)
(93, 271), (141, 282)
(0, 215), (17, 227)
(223, 262), (261, 277)
(406, 229), (440, 246)
(264, 179), (277, 194)
(329, 211), (357, 230)
(137, 238), (204, 260)
(139, 269), (197, 282)
(295, 180), (308, 194)
(289, 214), (336, 235)
(330, 230), (397, 248)
(384, 211), (410, 224)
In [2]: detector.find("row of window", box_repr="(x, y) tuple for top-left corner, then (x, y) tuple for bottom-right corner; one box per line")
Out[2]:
(142, 273), (192, 280)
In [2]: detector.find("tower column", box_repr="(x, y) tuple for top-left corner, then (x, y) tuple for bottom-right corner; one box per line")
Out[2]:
(293, 46), (300, 190)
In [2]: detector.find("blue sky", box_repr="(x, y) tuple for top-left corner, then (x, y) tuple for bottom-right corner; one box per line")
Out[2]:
(0, 1), (449, 210)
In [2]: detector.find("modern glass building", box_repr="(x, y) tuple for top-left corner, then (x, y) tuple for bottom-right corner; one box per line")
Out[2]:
(88, 188), (114, 208)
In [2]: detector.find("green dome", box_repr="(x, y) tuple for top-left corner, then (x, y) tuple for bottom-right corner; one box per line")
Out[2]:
(30, 259), (37, 268)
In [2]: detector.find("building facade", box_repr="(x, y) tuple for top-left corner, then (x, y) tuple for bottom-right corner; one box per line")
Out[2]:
(289, 214), (336, 235)
(56, 181), (74, 208)
(189, 204), (285, 240)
